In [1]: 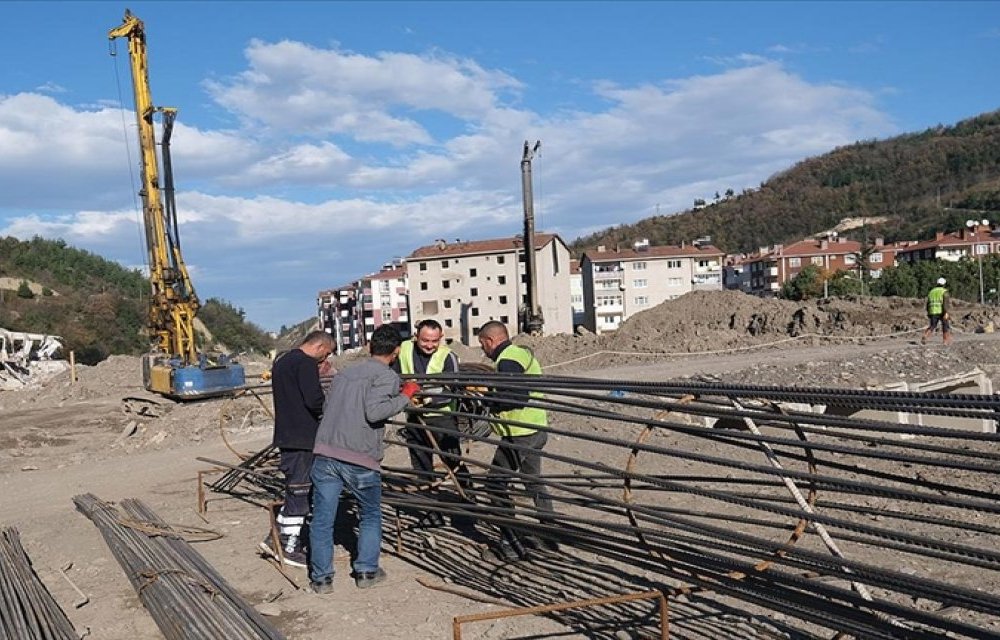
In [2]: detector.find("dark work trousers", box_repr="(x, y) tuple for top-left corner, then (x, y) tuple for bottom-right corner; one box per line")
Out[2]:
(277, 448), (313, 550)
(486, 430), (554, 542)
(403, 414), (464, 482)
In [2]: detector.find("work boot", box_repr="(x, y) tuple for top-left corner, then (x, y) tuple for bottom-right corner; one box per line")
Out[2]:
(521, 534), (560, 553)
(417, 512), (446, 528)
(258, 534), (308, 569)
(309, 577), (333, 595)
(354, 568), (387, 589)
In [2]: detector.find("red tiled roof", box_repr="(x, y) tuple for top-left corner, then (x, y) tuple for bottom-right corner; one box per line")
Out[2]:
(582, 244), (724, 262)
(897, 229), (996, 253)
(367, 266), (405, 280)
(408, 234), (561, 259)
(569, 259), (581, 274)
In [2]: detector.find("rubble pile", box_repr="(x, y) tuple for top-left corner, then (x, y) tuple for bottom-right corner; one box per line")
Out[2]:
(522, 291), (1000, 371)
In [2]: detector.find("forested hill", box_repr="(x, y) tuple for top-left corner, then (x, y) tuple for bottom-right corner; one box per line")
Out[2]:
(0, 236), (273, 364)
(572, 109), (1000, 255)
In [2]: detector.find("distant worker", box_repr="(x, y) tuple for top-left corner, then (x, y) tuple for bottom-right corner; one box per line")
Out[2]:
(476, 320), (558, 561)
(393, 319), (467, 527)
(922, 277), (952, 345)
(308, 325), (418, 594)
(260, 330), (334, 568)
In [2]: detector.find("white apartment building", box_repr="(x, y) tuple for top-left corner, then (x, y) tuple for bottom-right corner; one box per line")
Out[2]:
(364, 265), (410, 341)
(406, 234), (572, 345)
(580, 240), (724, 334)
(569, 260), (585, 330)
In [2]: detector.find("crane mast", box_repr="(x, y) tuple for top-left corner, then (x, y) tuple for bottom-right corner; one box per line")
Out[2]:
(109, 10), (243, 399)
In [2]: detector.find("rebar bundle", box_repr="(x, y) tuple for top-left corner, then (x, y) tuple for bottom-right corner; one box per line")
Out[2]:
(0, 527), (76, 640)
(73, 494), (284, 640)
(388, 373), (1000, 639)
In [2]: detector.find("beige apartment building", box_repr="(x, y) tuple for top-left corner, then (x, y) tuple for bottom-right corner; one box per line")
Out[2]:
(406, 234), (572, 344)
(580, 239), (724, 334)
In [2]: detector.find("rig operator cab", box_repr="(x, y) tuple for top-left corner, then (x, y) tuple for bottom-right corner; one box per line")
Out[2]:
(109, 10), (245, 400)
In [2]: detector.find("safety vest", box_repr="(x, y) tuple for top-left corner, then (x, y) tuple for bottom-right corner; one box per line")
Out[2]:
(927, 286), (947, 315)
(399, 341), (455, 416)
(493, 344), (547, 437)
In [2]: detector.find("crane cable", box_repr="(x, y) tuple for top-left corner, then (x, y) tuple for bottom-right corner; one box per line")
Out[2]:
(109, 38), (149, 296)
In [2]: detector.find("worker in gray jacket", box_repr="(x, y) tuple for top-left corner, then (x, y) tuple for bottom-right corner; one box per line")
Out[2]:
(308, 325), (419, 593)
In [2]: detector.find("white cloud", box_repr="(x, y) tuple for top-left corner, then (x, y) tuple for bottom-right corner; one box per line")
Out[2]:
(204, 40), (522, 146)
(0, 51), (897, 330)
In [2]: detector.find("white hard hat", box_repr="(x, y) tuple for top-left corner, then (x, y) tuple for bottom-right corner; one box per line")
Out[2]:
(937, 277), (947, 285)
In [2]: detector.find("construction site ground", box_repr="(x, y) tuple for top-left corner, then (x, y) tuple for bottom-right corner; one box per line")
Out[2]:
(2, 291), (1000, 639)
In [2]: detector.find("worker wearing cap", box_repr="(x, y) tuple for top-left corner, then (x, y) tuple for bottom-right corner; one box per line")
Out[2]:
(392, 319), (466, 527)
(477, 320), (557, 561)
(922, 277), (952, 345)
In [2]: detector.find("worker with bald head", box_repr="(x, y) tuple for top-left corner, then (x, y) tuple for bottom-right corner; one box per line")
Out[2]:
(477, 320), (557, 561)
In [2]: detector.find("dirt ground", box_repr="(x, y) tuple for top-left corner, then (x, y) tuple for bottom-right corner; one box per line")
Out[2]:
(2, 291), (1000, 639)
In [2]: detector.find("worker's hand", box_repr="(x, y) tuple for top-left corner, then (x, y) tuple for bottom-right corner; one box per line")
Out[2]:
(465, 385), (489, 394)
(400, 381), (422, 399)
(942, 313), (950, 321)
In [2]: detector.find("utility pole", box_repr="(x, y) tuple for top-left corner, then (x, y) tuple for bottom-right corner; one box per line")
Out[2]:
(520, 140), (544, 335)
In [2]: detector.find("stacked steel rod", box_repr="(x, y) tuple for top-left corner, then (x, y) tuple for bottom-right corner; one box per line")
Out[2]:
(386, 373), (1000, 639)
(0, 527), (76, 640)
(73, 494), (284, 640)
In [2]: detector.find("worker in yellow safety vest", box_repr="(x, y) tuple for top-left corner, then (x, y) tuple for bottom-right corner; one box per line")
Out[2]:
(392, 319), (465, 527)
(477, 320), (558, 561)
(922, 277), (952, 345)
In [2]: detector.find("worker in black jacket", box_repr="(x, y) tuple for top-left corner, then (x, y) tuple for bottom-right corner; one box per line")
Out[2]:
(259, 330), (334, 568)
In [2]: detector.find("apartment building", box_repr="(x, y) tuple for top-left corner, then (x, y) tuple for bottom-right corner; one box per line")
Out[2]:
(569, 260), (585, 329)
(406, 234), (572, 344)
(895, 222), (999, 264)
(739, 236), (902, 295)
(317, 282), (363, 354)
(579, 239), (724, 334)
(317, 262), (410, 354)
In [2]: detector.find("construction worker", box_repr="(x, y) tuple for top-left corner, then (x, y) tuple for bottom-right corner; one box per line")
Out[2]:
(259, 330), (334, 568)
(922, 277), (952, 345)
(393, 319), (466, 527)
(476, 320), (558, 561)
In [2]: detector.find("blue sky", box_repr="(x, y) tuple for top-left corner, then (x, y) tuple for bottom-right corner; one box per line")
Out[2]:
(2, 1), (999, 331)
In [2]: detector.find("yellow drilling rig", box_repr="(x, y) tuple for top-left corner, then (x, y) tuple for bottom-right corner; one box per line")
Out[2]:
(109, 10), (245, 399)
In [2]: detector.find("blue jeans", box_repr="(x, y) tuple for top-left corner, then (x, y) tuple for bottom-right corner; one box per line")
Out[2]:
(308, 456), (383, 583)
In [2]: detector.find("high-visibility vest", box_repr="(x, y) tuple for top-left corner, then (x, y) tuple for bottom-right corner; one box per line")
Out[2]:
(493, 344), (547, 437)
(927, 286), (947, 315)
(399, 341), (455, 416)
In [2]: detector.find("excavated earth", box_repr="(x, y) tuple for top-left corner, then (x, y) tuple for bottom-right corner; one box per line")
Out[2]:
(2, 290), (1000, 639)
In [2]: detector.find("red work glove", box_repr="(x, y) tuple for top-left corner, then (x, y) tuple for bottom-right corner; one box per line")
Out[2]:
(400, 381), (421, 399)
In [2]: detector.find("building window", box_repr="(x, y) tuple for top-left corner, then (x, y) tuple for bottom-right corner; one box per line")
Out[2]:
(666, 260), (681, 269)
(844, 254), (856, 265)
(571, 294), (583, 304)
(444, 319), (453, 328)
(499, 295), (508, 304)
(420, 282), (428, 291)
(870, 252), (883, 263)
(381, 309), (392, 322)
(521, 274), (528, 283)
(633, 279), (647, 288)
(443, 299), (452, 309)
(442, 280), (450, 289)
(470, 287), (479, 296)
(811, 256), (824, 266)
(634, 296), (649, 305)
(442, 260), (449, 268)
(500, 315), (509, 324)
(497, 256), (506, 264)
(471, 307), (480, 317)
(788, 257), (801, 267)
(498, 275), (506, 285)
(419, 262), (427, 271)
(697, 259), (712, 268)
(977, 244), (989, 255)
(633, 262), (647, 270)
(667, 277), (683, 286)
(470, 268), (477, 277)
